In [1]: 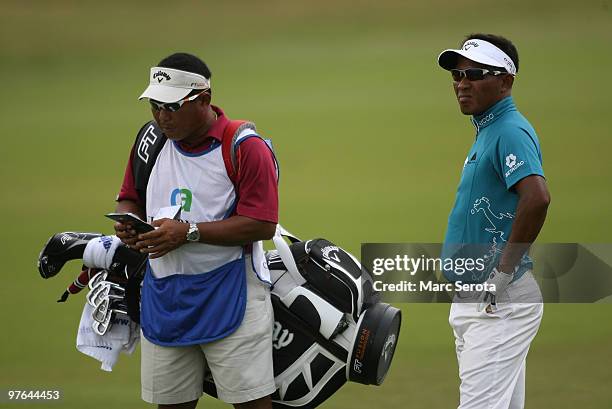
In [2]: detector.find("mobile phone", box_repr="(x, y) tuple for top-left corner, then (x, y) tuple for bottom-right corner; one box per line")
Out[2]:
(105, 212), (155, 234)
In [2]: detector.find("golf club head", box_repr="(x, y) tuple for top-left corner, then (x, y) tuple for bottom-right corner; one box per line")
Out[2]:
(92, 301), (128, 335)
(87, 278), (110, 307)
(38, 232), (102, 279)
(92, 310), (113, 336)
(88, 271), (108, 290)
(92, 298), (111, 323)
(87, 276), (125, 307)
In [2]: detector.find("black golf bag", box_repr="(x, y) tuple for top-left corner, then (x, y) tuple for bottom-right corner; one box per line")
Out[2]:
(38, 228), (402, 408)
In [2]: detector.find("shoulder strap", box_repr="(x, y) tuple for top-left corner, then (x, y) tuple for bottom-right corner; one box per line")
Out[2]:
(222, 119), (257, 184)
(132, 121), (167, 206)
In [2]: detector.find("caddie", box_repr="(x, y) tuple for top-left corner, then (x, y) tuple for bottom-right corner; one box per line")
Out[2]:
(114, 52), (278, 409)
(438, 34), (550, 409)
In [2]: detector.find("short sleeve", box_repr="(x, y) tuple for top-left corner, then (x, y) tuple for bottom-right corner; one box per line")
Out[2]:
(496, 129), (544, 190)
(117, 144), (143, 205)
(235, 137), (279, 223)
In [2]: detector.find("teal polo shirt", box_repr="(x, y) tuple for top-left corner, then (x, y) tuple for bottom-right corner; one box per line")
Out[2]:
(442, 96), (544, 283)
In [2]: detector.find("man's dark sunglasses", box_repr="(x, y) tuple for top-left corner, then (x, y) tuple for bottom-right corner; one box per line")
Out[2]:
(149, 90), (209, 112)
(451, 68), (507, 82)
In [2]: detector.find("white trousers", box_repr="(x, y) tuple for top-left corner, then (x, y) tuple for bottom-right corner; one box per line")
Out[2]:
(449, 272), (543, 409)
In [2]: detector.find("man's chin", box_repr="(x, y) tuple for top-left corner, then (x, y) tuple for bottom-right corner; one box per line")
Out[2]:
(458, 103), (477, 116)
(163, 131), (184, 141)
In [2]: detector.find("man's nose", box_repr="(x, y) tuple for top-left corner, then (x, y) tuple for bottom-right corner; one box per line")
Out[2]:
(158, 109), (173, 121)
(456, 76), (472, 90)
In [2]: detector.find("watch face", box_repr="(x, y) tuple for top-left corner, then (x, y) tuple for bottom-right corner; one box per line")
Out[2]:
(187, 224), (199, 241)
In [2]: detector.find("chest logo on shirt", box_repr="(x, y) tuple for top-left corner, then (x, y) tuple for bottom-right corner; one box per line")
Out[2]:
(463, 152), (478, 169)
(470, 197), (515, 272)
(170, 188), (193, 212)
(504, 153), (525, 178)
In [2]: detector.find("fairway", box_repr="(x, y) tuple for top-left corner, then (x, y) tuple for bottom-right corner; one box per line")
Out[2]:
(1, 1), (611, 408)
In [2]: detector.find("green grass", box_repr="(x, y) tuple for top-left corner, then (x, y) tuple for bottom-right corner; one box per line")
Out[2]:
(1, 0), (611, 407)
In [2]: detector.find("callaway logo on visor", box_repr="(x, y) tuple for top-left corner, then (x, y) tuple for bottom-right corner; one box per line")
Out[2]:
(153, 71), (171, 83)
(463, 41), (479, 50)
(139, 67), (211, 102)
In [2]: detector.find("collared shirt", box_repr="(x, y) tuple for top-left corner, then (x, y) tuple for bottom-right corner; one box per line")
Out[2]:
(442, 96), (545, 283)
(117, 105), (278, 223)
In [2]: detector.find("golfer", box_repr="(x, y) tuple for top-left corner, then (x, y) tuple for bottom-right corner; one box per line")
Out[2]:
(438, 34), (550, 409)
(114, 52), (278, 409)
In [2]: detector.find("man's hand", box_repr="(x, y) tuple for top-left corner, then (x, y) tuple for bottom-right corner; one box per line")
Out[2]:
(114, 222), (139, 247)
(477, 267), (514, 312)
(114, 200), (146, 247)
(135, 218), (190, 259)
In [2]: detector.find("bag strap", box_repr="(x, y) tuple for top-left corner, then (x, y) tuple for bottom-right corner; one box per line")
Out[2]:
(221, 120), (257, 184)
(132, 121), (168, 207)
(277, 224), (300, 243)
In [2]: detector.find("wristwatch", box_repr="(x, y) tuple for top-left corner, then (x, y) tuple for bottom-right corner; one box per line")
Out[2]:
(186, 223), (200, 242)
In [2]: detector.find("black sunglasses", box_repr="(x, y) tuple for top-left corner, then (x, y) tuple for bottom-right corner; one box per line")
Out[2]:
(451, 68), (507, 82)
(149, 90), (209, 112)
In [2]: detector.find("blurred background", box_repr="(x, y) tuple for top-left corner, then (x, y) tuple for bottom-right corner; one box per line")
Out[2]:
(1, 0), (611, 407)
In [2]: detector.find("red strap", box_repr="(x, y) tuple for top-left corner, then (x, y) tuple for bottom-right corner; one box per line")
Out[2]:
(222, 119), (249, 184)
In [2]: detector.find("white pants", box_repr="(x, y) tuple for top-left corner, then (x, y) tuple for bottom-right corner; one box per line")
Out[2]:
(449, 271), (543, 409)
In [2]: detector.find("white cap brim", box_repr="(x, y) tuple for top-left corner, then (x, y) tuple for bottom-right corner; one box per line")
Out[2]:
(438, 49), (504, 70)
(138, 85), (191, 103)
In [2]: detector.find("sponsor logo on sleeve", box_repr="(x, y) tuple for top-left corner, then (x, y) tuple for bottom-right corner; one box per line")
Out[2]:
(505, 153), (517, 168)
(504, 153), (525, 177)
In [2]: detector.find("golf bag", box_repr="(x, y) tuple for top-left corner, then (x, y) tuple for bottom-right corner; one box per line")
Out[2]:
(38, 227), (402, 408)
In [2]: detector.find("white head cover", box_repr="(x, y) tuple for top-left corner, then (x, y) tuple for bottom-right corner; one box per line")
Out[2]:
(438, 39), (516, 75)
(138, 67), (211, 102)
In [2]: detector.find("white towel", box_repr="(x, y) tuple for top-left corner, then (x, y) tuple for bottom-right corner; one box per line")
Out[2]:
(76, 302), (140, 371)
(82, 235), (122, 270)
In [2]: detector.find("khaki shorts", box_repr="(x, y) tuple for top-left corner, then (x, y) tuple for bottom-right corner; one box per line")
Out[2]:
(141, 256), (276, 405)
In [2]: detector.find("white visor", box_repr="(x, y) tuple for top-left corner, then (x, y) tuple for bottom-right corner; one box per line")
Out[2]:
(437, 39), (516, 75)
(138, 67), (211, 102)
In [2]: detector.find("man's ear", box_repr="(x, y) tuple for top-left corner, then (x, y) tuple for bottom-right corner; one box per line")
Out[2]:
(200, 92), (211, 106)
(501, 75), (514, 93)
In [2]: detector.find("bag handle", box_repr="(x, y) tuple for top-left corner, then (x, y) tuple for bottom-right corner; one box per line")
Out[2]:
(273, 224), (303, 284)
